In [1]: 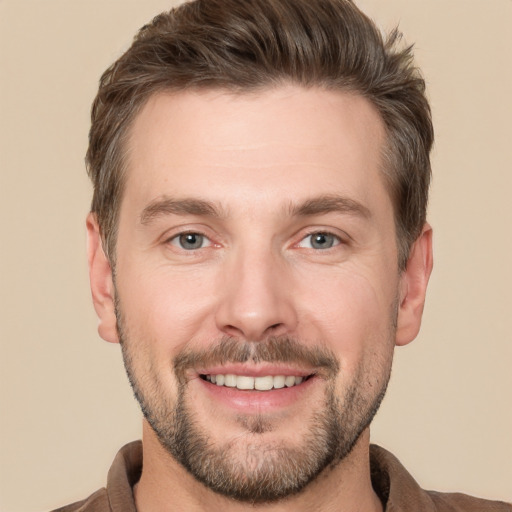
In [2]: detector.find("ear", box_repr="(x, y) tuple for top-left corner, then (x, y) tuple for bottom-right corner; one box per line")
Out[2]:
(395, 223), (433, 346)
(86, 213), (119, 344)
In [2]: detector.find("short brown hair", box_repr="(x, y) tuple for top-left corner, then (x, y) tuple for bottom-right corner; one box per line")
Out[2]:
(86, 0), (433, 270)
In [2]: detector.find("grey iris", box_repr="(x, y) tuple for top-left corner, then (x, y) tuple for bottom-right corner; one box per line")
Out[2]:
(311, 233), (335, 249)
(179, 233), (204, 250)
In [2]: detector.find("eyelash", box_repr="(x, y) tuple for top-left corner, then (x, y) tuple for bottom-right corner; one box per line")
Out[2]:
(167, 231), (213, 251)
(296, 230), (343, 250)
(165, 229), (345, 253)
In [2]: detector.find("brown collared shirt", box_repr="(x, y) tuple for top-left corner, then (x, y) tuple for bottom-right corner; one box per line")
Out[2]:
(51, 441), (512, 511)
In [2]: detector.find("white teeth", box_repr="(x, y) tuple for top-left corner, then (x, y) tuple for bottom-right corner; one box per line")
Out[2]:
(224, 374), (237, 387)
(254, 376), (274, 391)
(273, 375), (285, 389)
(236, 376), (255, 390)
(205, 374), (307, 390)
(285, 376), (296, 387)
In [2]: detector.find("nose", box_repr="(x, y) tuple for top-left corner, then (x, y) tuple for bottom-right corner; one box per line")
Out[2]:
(215, 245), (298, 341)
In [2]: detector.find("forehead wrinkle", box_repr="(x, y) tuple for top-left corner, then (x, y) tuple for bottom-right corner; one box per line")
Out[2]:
(140, 196), (229, 225)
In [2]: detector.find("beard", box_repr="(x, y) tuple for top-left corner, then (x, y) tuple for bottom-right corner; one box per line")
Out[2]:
(117, 311), (394, 504)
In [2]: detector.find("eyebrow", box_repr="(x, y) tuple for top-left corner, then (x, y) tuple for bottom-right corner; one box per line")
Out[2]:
(288, 194), (371, 219)
(140, 197), (227, 225)
(139, 193), (371, 225)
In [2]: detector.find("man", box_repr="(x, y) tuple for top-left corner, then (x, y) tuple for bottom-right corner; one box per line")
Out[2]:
(55, 0), (511, 510)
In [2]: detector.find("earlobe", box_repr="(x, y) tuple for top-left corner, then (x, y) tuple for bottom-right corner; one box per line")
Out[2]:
(395, 223), (433, 347)
(86, 213), (119, 344)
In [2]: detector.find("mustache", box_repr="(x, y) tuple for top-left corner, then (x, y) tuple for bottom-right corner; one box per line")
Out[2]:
(173, 336), (340, 382)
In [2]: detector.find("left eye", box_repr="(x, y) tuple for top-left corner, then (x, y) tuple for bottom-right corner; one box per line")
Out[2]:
(169, 233), (211, 250)
(298, 232), (340, 250)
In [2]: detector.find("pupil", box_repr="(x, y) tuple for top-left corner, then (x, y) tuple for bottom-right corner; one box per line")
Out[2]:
(180, 233), (202, 249)
(312, 233), (333, 249)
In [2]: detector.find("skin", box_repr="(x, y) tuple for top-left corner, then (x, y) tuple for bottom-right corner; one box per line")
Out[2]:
(87, 85), (433, 511)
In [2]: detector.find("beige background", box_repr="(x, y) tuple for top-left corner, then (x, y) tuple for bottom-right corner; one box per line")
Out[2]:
(1, 1), (511, 510)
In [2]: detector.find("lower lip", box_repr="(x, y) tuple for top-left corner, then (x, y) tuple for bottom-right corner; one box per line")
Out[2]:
(197, 376), (317, 413)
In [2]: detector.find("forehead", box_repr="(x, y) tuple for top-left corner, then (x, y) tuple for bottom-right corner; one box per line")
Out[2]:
(123, 86), (389, 215)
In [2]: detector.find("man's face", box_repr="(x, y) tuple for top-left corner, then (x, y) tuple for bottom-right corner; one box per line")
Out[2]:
(90, 86), (423, 502)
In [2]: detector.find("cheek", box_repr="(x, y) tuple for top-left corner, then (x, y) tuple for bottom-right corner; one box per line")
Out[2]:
(294, 264), (398, 369)
(116, 262), (220, 351)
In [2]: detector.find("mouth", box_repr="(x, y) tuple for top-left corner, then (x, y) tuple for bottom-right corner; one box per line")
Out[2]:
(193, 367), (320, 413)
(200, 373), (313, 391)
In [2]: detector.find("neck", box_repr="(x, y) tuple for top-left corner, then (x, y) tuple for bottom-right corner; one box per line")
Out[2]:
(134, 421), (383, 512)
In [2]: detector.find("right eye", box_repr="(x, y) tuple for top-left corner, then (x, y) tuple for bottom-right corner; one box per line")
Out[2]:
(168, 232), (212, 250)
(297, 231), (341, 250)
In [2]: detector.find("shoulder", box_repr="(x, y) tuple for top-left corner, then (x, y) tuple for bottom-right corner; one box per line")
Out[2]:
(370, 445), (511, 512)
(426, 490), (512, 512)
(48, 441), (141, 512)
(50, 488), (110, 512)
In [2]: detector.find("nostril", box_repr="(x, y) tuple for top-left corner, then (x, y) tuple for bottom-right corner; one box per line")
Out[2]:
(264, 323), (287, 337)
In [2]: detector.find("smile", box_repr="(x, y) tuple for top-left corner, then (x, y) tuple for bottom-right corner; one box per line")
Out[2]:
(201, 374), (310, 390)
